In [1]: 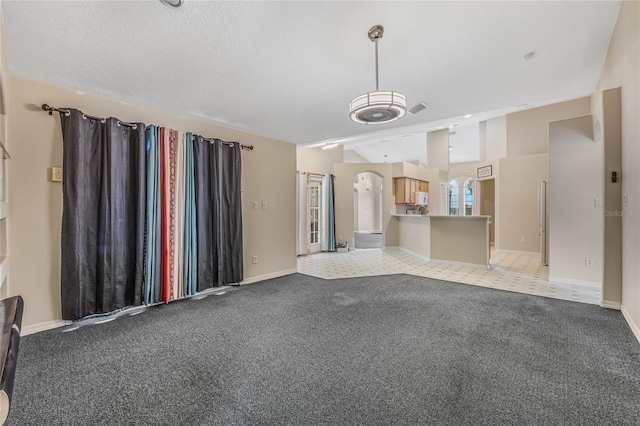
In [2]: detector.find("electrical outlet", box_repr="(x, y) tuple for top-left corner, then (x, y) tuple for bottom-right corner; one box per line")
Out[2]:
(252, 256), (258, 264)
(520, 237), (526, 243)
(51, 167), (63, 182)
(252, 201), (258, 210)
(585, 258), (594, 267)
(261, 201), (267, 210)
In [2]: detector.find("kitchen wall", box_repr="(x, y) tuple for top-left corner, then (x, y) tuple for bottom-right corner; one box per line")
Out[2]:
(591, 0), (640, 341)
(7, 75), (297, 330)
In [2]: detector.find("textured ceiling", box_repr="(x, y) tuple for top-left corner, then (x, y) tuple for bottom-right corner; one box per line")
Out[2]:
(2, 0), (620, 156)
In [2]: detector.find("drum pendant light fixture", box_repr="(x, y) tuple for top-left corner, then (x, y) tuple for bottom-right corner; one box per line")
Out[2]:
(349, 25), (407, 124)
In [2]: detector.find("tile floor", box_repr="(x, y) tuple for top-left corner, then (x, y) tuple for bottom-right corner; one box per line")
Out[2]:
(297, 247), (601, 305)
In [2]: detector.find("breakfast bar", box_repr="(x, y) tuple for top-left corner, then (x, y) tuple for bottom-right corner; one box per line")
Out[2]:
(392, 214), (491, 267)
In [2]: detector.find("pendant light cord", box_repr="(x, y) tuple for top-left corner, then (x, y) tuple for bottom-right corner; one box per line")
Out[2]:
(374, 40), (379, 91)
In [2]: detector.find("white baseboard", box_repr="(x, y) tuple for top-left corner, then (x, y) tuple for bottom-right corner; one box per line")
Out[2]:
(22, 320), (71, 336)
(495, 249), (540, 257)
(548, 276), (601, 290)
(601, 300), (621, 310)
(621, 304), (640, 344)
(241, 268), (297, 285)
(21, 271), (296, 335)
(396, 247), (431, 263)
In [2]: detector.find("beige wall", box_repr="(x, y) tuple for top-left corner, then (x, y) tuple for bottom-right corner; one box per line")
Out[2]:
(592, 0), (640, 337)
(333, 163), (397, 248)
(0, 7), (9, 301)
(506, 98), (591, 157)
(498, 154), (548, 252)
(7, 75), (297, 328)
(297, 145), (343, 174)
(479, 179), (496, 243)
(497, 97), (591, 254)
(599, 88), (623, 306)
(343, 149), (369, 163)
(397, 216), (430, 259)
(429, 217), (489, 265)
(426, 129), (449, 170)
(548, 115), (602, 286)
(485, 116), (507, 161)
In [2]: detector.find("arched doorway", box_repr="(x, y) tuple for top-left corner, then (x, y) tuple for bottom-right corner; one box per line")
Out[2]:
(353, 171), (383, 248)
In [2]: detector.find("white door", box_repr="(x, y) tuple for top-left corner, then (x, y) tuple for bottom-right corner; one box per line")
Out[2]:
(309, 182), (322, 254)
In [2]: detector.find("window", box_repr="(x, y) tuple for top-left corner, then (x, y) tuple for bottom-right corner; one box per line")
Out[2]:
(449, 181), (459, 216)
(310, 184), (319, 244)
(464, 178), (474, 216)
(449, 177), (474, 216)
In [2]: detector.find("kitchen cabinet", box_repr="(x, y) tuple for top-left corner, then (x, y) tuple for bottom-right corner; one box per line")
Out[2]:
(394, 177), (429, 204)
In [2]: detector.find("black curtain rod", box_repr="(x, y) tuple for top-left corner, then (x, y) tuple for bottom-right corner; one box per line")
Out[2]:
(41, 104), (138, 128)
(41, 104), (254, 151)
(197, 136), (253, 152)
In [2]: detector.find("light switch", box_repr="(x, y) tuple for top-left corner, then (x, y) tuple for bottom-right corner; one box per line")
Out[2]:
(594, 198), (602, 207)
(252, 201), (258, 210)
(261, 201), (267, 210)
(51, 167), (63, 182)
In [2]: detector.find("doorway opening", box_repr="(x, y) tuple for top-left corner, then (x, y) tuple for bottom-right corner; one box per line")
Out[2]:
(479, 178), (495, 246)
(353, 171), (383, 248)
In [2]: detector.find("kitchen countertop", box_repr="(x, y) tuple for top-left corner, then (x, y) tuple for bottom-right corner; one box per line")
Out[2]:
(392, 214), (491, 219)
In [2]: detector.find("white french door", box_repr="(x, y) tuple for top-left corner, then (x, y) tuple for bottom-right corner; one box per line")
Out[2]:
(309, 181), (322, 254)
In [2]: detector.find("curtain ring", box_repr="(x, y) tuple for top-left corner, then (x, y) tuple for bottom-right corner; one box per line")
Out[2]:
(63, 109), (71, 117)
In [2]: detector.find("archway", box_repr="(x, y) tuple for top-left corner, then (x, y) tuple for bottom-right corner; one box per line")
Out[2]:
(353, 171), (383, 248)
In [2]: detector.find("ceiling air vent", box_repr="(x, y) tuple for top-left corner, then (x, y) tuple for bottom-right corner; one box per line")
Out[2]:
(409, 102), (430, 115)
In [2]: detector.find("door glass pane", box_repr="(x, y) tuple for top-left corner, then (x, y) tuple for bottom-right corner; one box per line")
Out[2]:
(310, 185), (319, 244)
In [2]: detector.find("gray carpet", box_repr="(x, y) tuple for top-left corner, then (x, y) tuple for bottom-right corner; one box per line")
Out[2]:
(7, 274), (640, 425)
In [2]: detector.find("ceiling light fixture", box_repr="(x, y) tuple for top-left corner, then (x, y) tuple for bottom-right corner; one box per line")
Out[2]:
(160, 0), (183, 8)
(349, 25), (407, 125)
(322, 143), (339, 150)
(464, 114), (472, 118)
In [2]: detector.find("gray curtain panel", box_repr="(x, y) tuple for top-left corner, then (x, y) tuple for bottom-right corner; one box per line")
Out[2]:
(193, 137), (243, 291)
(217, 142), (243, 284)
(327, 175), (336, 252)
(193, 136), (219, 291)
(59, 109), (146, 320)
